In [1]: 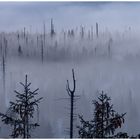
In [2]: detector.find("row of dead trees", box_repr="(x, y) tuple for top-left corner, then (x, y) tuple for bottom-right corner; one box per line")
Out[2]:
(0, 20), (114, 64)
(16, 20), (99, 62)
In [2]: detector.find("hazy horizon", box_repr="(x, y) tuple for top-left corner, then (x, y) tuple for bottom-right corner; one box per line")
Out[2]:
(0, 2), (140, 32)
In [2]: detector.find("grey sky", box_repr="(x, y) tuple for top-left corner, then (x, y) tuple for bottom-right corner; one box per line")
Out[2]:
(0, 2), (140, 32)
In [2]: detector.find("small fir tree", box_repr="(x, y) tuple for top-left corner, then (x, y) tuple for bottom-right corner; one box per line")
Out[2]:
(0, 75), (43, 138)
(77, 91), (126, 138)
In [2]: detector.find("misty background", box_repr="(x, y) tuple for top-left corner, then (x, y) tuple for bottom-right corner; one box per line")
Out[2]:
(0, 1), (140, 138)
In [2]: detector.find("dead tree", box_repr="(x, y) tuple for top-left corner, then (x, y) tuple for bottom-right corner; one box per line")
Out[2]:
(17, 33), (20, 46)
(96, 22), (98, 38)
(17, 33), (23, 56)
(40, 35), (44, 63)
(26, 36), (28, 46)
(4, 37), (8, 58)
(108, 38), (113, 57)
(50, 18), (55, 38)
(43, 22), (46, 48)
(41, 38), (44, 63)
(80, 26), (84, 39)
(66, 69), (76, 138)
(23, 27), (25, 39)
(91, 26), (93, 40)
(1, 35), (7, 107)
(37, 35), (39, 48)
(2, 54), (6, 104)
(0, 38), (2, 55)
(18, 45), (22, 56)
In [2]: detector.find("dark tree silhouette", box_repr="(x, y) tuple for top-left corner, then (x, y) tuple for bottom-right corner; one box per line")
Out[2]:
(23, 27), (26, 39)
(50, 18), (55, 37)
(77, 91), (126, 138)
(0, 75), (43, 138)
(40, 35), (44, 63)
(66, 69), (77, 138)
(18, 45), (22, 56)
(43, 22), (46, 49)
(91, 26), (93, 40)
(96, 22), (98, 38)
(2, 54), (6, 106)
(80, 26), (84, 39)
(108, 37), (113, 57)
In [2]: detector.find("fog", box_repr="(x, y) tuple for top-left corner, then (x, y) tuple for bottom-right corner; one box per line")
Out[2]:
(0, 1), (140, 138)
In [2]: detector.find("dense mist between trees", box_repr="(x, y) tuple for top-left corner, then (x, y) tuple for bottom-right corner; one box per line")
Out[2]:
(0, 2), (140, 138)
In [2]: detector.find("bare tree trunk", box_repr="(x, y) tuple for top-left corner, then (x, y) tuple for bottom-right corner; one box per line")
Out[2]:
(96, 22), (98, 38)
(24, 27), (26, 39)
(66, 69), (76, 138)
(91, 26), (93, 40)
(2, 54), (5, 101)
(41, 36), (44, 63)
(24, 75), (29, 138)
(43, 22), (46, 49)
